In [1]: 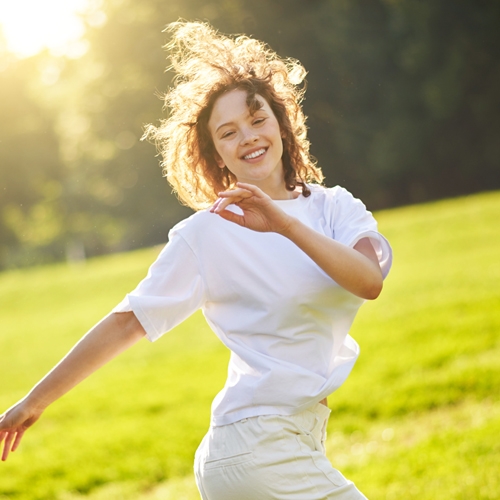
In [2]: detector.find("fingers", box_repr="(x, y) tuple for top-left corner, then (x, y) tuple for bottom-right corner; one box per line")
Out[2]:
(210, 188), (251, 214)
(210, 196), (232, 214)
(211, 183), (269, 215)
(2, 431), (15, 461)
(12, 429), (24, 452)
(210, 198), (226, 214)
(217, 187), (253, 200)
(220, 183), (265, 199)
(235, 182), (264, 195)
(216, 209), (245, 227)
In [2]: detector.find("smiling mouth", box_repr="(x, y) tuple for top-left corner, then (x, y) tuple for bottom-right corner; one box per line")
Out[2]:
(243, 148), (266, 160)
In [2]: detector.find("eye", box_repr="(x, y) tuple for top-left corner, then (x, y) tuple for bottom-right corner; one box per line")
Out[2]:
(253, 118), (266, 126)
(221, 130), (235, 139)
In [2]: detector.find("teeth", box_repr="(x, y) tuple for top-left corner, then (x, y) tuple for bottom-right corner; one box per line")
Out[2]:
(244, 148), (266, 160)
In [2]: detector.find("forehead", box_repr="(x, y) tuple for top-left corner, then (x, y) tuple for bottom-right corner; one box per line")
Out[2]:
(208, 89), (271, 130)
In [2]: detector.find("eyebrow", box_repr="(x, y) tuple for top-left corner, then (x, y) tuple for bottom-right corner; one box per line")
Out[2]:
(215, 121), (236, 133)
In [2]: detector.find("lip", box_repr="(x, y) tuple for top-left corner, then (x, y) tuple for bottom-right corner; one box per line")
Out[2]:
(241, 147), (267, 161)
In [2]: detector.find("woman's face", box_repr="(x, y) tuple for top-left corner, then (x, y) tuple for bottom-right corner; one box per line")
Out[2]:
(208, 89), (285, 195)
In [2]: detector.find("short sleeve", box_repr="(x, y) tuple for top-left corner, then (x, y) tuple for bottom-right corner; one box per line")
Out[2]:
(329, 186), (393, 279)
(112, 229), (206, 342)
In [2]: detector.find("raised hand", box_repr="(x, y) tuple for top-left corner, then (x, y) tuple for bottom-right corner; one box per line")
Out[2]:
(212, 182), (383, 300)
(0, 400), (44, 461)
(210, 182), (295, 234)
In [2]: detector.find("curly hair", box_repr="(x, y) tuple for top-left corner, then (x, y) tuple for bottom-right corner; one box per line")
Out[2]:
(144, 21), (324, 210)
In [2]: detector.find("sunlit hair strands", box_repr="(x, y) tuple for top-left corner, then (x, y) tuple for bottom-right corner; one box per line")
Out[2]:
(144, 21), (324, 210)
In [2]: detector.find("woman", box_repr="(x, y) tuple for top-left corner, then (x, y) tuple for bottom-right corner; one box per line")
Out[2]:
(0, 22), (392, 499)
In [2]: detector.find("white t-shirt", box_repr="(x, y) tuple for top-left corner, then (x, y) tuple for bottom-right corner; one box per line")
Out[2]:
(113, 185), (392, 426)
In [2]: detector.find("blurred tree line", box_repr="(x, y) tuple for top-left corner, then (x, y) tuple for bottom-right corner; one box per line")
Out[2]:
(1, 0), (499, 269)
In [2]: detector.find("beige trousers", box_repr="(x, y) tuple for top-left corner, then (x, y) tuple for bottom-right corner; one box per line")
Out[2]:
(194, 403), (368, 500)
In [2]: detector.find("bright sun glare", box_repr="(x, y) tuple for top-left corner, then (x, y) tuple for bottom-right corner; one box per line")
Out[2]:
(0, 0), (105, 58)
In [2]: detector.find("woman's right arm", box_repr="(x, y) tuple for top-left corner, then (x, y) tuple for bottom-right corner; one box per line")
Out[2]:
(0, 311), (146, 461)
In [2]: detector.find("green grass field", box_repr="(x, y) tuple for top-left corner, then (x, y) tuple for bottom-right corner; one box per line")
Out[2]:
(0, 191), (499, 500)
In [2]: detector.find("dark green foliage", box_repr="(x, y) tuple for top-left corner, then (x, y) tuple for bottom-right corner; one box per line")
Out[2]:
(1, 0), (499, 268)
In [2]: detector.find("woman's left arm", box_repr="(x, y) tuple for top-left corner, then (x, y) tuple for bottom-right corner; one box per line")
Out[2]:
(211, 183), (383, 300)
(281, 220), (382, 300)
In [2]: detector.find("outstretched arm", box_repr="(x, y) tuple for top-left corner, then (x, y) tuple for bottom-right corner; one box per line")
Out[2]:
(0, 311), (146, 461)
(211, 183), (383, 300)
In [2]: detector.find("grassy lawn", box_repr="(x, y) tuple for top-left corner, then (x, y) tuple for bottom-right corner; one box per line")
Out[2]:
(0, 191), (498, 500)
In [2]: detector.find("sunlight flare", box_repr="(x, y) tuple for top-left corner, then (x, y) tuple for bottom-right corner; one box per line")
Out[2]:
(0, 0), (104, 58)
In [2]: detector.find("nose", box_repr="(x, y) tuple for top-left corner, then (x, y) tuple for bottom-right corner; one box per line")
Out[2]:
(240, 128), (259, 145)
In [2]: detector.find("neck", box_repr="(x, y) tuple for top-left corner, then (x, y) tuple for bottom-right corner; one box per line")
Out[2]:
(243, 171), (299, 200)
(272, 188), (300, 200)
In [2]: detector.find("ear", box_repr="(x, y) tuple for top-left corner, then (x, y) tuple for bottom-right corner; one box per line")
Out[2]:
(214, 152), (225, 169)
